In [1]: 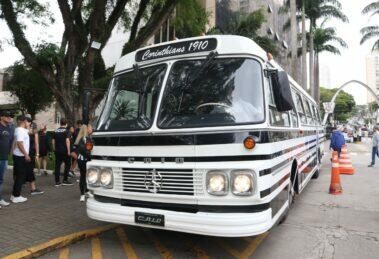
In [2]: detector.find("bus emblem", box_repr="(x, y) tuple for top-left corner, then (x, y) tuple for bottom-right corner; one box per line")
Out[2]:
(144, 169), (163, 193)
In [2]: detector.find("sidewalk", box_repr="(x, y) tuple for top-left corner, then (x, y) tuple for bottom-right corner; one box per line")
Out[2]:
(0, 170), (108, 257)
(254, 140), (379, 258)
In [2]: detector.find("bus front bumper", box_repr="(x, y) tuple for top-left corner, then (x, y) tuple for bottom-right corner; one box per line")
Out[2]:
(87, 197), (273, 237)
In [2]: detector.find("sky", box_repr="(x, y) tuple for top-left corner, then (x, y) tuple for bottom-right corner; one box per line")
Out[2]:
(0, 0), (378, 105)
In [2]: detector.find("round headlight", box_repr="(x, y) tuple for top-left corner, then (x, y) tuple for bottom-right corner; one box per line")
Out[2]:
(231, 171), (255, 196)
(206, 171), (228, 196)
(87, 168), (99, 185)
(209, 175), (225, 192)
(100, 168), (113, 187)
(233, 175), (252, 193)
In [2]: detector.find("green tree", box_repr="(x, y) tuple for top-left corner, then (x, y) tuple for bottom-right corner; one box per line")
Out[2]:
(172, 0), (209, 38)
(0, 0), (189, 123)
(313, 22), (347, 93)
(320, 87), (355, 122)
(208, 9), (278, 55)
(360, 1), (379, 51)
(5, 63), (54, 118)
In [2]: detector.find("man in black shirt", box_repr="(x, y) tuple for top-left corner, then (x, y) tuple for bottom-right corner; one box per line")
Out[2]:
(53, 118), (73, 186)
(0, 110), (13, 208)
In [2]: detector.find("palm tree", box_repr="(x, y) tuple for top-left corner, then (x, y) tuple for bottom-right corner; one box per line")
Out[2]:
(290, 0), (298, 81)
(305, 0), (348, 102)
(361, 1), (379, 51)
(313, 23), (348, 101)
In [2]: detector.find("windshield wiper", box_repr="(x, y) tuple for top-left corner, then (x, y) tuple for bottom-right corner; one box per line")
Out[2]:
(184, 51), (218, 89)
(178, 51), (218, 112)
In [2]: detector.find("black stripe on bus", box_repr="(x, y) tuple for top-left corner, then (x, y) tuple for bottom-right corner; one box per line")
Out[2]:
(92, 130), (320, 146)
(91, 138), (319, 163)
(94, 195), (270, 213)
(260, 173), (290, 198)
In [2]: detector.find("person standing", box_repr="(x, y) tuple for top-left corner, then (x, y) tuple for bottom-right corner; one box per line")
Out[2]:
(52, 118), (73, 186)
(0, 110), (13, 208)
(69, 120), (82, 177)
(25, 119), (44, 195)
(11, 115), (30, 203)
(38, 125), (49, 175)
(68, 126), (76, 178)
(330, 126), (345, 157)
(73, 124), (93, 202)
(368, 126), (379, 167)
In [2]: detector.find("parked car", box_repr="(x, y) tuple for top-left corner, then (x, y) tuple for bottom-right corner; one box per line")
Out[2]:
(342, 132), (353, 143)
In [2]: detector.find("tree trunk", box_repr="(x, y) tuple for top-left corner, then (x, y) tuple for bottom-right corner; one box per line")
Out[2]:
(290, 0), (298, 81)
(314, 52), (320, 103)
(309, 22), (314, 97)
(301, 2), (307, 90)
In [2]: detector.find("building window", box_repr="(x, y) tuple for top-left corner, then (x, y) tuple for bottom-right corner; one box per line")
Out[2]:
(267, 27), (274, 35)
(282, 40), (288, 49)
(275, 33), (280, 41)
(267, 4), (273, 13)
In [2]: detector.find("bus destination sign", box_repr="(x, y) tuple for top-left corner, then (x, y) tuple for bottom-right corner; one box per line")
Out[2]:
(135, 38), (217, 62)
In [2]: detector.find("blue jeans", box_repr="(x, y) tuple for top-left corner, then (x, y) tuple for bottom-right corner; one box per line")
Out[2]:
(371, 147), (379, 165)
(0, 160), (8, 201)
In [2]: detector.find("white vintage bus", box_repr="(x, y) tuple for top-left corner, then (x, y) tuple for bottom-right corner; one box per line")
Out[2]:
(86, 35), (325, 237)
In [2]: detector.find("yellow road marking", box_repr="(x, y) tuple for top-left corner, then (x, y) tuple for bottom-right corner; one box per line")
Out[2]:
(59, 248), (69, 259)
(3, 224), (117, 259)
(184, 238), (210, 259)
(91, 237), (103, 259)
(116, 227), (138, 259)
(239, 233), (269, 259)
(216, 239), (241, 258)
(144, 229), (172, 259)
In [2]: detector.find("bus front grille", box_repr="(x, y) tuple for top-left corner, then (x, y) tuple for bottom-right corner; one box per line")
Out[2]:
(119, 168), (195, 196)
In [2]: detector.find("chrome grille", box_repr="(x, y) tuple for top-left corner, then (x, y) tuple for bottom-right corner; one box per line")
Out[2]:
(120, 168), (195, 196)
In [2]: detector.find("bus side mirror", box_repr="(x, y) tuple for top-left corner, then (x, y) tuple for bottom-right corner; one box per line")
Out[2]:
(266, 69), (294, 112)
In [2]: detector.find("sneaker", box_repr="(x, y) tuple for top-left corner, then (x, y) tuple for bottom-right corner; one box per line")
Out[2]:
(55, 182), (62, 187)
(62, 180), (74, 186)
(0, 199), (10, 206)
(31, 189), (44, 195)
(80, 195), (85, 202)
(10, 196), (27, 203)
(368, 164), (374, 167)
(68, 171), (75, 178)
(35, 171), (41, 176)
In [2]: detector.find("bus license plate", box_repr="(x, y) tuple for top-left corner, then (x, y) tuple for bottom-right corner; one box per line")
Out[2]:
(135, 212), (165, 227)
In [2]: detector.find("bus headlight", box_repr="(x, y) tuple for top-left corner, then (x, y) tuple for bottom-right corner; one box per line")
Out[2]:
(100, 168), (113, 188)
(206, 171), (228, 196)
(231, 170), (255, 196)
(87, 167), (100, 186)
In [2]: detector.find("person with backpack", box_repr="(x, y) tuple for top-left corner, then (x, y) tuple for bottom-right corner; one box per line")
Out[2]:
(330, 126), (345, 157)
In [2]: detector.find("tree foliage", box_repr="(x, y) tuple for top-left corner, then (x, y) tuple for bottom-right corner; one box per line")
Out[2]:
(0, 0), (188, 123)
(361, 1), (379, 51)
(320, 87), (356, 122)
(208, 8), (278, 55)
(5, 63), (54, 118)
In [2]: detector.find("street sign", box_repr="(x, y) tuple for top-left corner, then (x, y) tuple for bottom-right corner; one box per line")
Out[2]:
(323, 102), (335, 113)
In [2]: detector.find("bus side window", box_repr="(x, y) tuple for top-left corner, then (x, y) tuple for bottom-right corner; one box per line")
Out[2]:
(303, 98), (313, 125)
(267, 77), (290, 127)
(290, 88), (299, 127)
(294, 93), (307, 125)
(312, 105), (320, 126)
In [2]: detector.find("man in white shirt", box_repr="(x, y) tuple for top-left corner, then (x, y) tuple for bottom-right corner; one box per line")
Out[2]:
(11, 115), (31, 203)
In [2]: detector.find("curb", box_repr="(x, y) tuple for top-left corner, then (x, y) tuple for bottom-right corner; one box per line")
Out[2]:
(2, 224), (118, 259)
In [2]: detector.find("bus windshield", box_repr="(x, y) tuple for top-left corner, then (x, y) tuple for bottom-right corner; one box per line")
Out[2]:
(158, 58), (264, 129)
(96, 64), (167, 131)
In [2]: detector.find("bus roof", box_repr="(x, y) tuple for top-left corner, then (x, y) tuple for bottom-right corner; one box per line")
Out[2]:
(114, 35), (315, 104)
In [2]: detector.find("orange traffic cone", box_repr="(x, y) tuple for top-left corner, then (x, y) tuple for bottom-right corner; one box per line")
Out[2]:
(339, 145), (355, 175)
(329, 151), (343, 195)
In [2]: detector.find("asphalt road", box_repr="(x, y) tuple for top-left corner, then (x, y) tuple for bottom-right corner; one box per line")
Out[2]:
(40, 140), (379, 259)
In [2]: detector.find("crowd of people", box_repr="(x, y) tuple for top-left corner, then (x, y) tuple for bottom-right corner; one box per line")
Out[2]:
(0, 112), (93, 209)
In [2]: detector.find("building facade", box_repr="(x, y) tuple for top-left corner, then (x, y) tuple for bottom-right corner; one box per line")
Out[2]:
(232, 0), (300, 82)
(366, 50), (379, 104)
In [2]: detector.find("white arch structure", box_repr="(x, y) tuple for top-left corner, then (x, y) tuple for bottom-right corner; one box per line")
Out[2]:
(322, 80), (379, 125)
